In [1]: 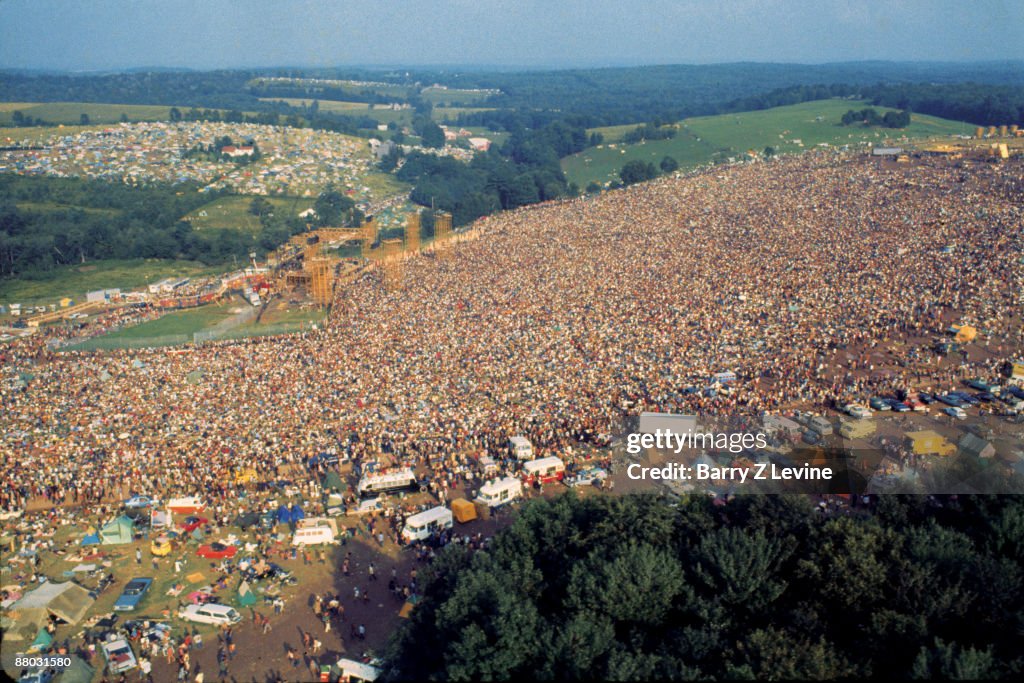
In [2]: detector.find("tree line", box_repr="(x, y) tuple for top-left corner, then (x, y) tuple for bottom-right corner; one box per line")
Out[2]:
(383, 493), (1024, 680)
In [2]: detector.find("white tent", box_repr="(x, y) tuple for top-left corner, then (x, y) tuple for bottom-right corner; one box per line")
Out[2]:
(12, 581), (95, 625)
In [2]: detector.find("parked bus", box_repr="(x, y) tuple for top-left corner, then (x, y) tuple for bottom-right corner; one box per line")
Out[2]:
(475, 477), (522, 508)
(356, 469), (418, 498)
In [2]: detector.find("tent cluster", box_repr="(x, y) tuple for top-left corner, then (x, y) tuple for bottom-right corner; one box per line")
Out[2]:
(275, 503), (305, 525)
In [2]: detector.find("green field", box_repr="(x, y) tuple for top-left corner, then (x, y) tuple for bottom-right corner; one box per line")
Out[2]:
(184, 195), (315, 232)
(0, 102), (185, 126)
(0, 259), (224, 307)
(88, 303), (237, 341)
(420, 87), (496, 106)
(562, 99), (975, 187)
(15, 201), (121, 216)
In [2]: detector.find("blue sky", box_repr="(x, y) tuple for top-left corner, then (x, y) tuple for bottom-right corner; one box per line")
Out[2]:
(1, 0), (1021, 71)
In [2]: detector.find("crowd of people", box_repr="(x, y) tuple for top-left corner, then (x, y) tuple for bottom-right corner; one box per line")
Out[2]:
(2, 152), (1022, 522)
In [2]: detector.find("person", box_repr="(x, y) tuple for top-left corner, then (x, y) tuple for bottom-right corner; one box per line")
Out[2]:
(136, 548), (142, 564)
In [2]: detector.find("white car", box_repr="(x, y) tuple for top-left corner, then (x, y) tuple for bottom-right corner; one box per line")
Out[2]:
(178, 603), (242, 626)
(568, 466), (609, 487)
(102, 637), (138, 675)
(844, 404), (872, 419)
(124, 495), (159, 509)
(943, 407), (968, 420)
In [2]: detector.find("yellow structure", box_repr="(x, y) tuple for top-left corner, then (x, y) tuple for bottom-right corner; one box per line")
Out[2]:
(381, 238), (404, 286)
(975, 127), (985, 139)
(433, 211), (453, 255)
(952, 325), (977, 343)
(450, 498), (477, 523)
(906, 431), (955, 456)
(310, 257), (334, 307)
(151, 535), (173, 557)
(405, 212), (421, 251)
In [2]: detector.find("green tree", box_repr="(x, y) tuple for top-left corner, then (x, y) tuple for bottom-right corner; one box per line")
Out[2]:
(659, 155), (679, 174)
(619, 160), (658, 186)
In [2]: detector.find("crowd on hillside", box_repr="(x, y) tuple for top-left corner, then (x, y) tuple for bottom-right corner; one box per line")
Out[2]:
(1, 152), (1022, 518)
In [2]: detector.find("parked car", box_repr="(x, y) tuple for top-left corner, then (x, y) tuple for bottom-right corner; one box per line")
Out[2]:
(177, 603), (242, 626)
(178, 516), (209, 533)
(101, 638), (138, 674)
(965, 379), (1000, 393)
(124, 495), (158, 509)
(943, 407), (968, 420)
(869, 397), (890, 411)
(568, 466), (609, 487)
(950, 391), (980, 406)
(196, 542), (238, 559)
(887, 399), (911, 413)
(113, 577), (153, 612)
(976, 392), (996, 402)
(918, 392), (936, 405)
(1007, 386), (1024, 400)
(937, 394), (965, 407)
(843, 404), (872, 419)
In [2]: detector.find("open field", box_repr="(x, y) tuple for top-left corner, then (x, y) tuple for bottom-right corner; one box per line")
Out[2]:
(420, 86), (496, 105)
(0, 124), (107, 144)
(82, 302), (237, 341)
(0, 259), (224, 307)
(563, 99), (975, 187)
(184, 195), (315, 233)
(0, 102), (183, 125)
(15, 201), (122, 216)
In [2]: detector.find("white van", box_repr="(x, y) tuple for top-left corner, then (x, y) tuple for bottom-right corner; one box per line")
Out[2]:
(808, 416), (833, 436)
(475, 477), (523, 508)
(479, 455), (498, 476)
(521, 456), (566, 485)
(402, 506), (454, 542)
(178, 603), (242, 626)
(357, 469), (418, 498)
(292, 518), (338, 546)
(509, 436), (533, 461)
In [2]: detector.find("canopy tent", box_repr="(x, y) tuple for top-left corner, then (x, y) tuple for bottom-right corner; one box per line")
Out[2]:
(12, 581), (94, 626)
(950, 324), (978, 343)
(322, 471), (345, 492)
(237, 580), (257, 607)
(2, 606), (49, 642)
(451, 498), (477, 524)
(99, 516), (134, 545)
(60, 656), (96, 683)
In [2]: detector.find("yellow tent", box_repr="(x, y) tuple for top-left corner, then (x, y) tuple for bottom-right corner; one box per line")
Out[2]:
(906, 431), (955, 456)
(953, 325), (977, 343)
(450, 498), (477, 524)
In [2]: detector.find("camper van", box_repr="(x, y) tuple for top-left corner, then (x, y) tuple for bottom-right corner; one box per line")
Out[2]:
(401, 506), (454, 542)
(475, 477), (523, 508)
(478, 455), (498, 476)
(356, 469), (418, 498)
(178, 603), (242, 626)
(166, 496), (205, 514)
(292, 518), (338, 546)
(521, 456), (566, 485)
(509, 436), (534, 460)
(808, 416), (833, 436)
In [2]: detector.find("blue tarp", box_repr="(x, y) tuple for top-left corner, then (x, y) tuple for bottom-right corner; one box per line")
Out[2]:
(276, 505), (292, 524)
(81, 533), (100, 546)
(290, 504), (304, 521)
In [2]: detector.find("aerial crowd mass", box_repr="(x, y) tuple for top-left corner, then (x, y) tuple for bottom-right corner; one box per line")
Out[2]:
(2, 151), (1023, 515)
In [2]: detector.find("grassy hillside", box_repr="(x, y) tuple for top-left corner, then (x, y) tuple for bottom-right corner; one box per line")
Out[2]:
(562, 99), (975, 188)
(0, 102), (184, 125)
(184, 195), (314, 233)
(0, 259), (224, 306)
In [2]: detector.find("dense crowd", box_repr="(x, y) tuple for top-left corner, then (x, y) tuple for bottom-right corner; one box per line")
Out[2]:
(2, 152), (1022, 518)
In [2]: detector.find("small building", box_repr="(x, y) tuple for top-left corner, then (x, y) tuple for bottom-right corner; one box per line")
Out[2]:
(468, 137), (491, 152)
(871, 147), (904, 157)
(85, 288), (121, 303)
(905, 430), (955, 456)
(959, 433), (995, 459)
(59, 297), (74, 308)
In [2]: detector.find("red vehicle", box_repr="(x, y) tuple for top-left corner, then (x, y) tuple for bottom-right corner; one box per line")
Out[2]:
(196, 542), (238, 559)
(521, 456), (566, 485)
(178, 516), (209, 533)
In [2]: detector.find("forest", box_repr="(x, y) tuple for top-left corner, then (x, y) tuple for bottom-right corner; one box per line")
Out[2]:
(0, 176), (307, 278)
(383, 493), (1024, 681)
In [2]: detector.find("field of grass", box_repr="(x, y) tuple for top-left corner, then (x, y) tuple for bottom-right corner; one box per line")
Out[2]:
(420, 87), (495, 106)
(184, 195), (315, 233)
(0, 102), (183, 126)
(0, 259), (225, 306)
(0, 124), (106, 144)
(15, 201), (122, 216)
(96, 303), (237, 341)
(562, 99), (975, 188)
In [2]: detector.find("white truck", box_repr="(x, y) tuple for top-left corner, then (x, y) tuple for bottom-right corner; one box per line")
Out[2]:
(509, 436), (533, 461)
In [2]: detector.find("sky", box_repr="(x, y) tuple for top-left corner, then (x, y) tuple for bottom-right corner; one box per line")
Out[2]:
(0, 0), (1022, 71)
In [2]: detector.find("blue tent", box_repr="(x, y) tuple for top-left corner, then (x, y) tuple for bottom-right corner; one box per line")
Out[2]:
(290, 503), (305, 522)
(81, 532), (100, 546)
(276, 505), (292, 524)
